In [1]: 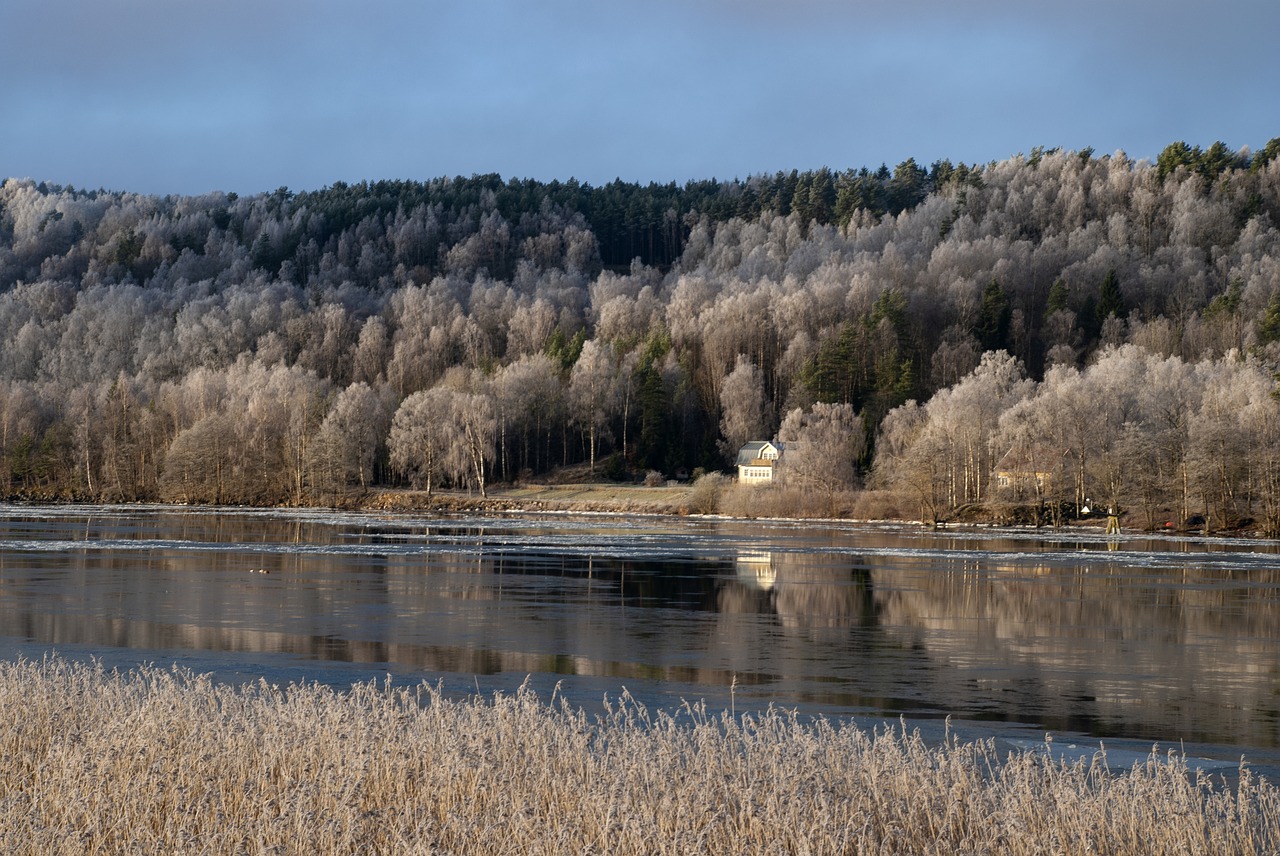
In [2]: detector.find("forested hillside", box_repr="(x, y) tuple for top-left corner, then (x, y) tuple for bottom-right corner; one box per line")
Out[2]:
(2, 140), (1279, 527)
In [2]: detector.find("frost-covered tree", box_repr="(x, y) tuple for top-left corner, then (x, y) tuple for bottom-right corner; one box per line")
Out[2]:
(308, 382), (390, 493)
(568, 339), (618, 473)
(718, 354), (768, 461)
(388, 387), (454, 495)
(777, 402), (864, 500)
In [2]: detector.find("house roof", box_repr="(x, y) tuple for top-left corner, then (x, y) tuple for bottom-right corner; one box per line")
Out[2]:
(736, 441), (780, 466)
(996, 445), (1071, 473)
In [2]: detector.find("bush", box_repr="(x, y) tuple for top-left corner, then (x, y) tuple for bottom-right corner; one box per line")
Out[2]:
(600, 453), (628, 481)
(849, 490), (905, 520)
(688, 471), (727, 513)
(718, 483), (863, 519)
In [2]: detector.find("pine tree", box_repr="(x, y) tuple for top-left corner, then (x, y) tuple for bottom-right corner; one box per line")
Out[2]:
(1256, 290), (1280, 345)
(1097, 269), (1126, 320)
(1045, 280), (1069, 319)
(975, 279), (1012, 351)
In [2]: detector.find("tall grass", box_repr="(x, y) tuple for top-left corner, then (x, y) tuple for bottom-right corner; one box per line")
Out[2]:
(2, 656), (1276, 854)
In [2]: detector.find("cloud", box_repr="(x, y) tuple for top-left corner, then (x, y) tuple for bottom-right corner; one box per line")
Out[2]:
(2, 0), (1275, 194)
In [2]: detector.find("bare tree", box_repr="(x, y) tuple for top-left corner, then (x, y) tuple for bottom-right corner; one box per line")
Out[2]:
(352, 316), (389, 385)
(718, 354), (769, 463)
(492, 354), (563, 479)
(449, 390), (497, 497)
(388, 387), (455, 495)
(308, 382), (390, 494)
(159, 413), (236, 504)
(777, 402), (864, 503)
(568, 339), (618, 473)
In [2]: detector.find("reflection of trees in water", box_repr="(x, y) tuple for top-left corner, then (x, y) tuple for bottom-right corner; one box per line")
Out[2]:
(867, 555), (1280, 745)
(720, 550), (876, 639)
(703, 551), (880, 698)
(873, 558), (1280, 650)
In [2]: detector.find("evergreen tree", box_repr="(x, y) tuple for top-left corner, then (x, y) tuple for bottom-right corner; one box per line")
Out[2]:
(1257, 290), (1280, 346)
(887, 158), (926, 214)
(790, 172), (814, 225)
(1097, 269), (1126, 320)
(975, 279), (1012, 352)
(808, 167), (836, 225)
(1156, 141), (1198, 182)
(1045, 280), (1070, 318)
(633, 331), (673, 472)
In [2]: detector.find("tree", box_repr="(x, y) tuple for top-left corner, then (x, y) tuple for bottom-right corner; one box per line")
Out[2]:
(1156, 141), (1198, 182)
(447, 389), (497, 497)
(974, 279), (1011, 352)
(1097, 269), (1127, 321)
(887, 158), (927, 214)
(1186, 359), (1272, 531)
(1257, 290), (1280, 346)
(352, 316), (389, 385)
(159, 413), (237, 504)
(308, 382), (389, 494)
(492, 354), (562, 479)
(718, 355), (768, 461)
(98, 372), (163, 501)
(777, 402), (864, 503)
(388, 387), (454, 495)
(875, 400), (945, 524)
(879, 351), (1032, 516)
(568, 339), (618, 474)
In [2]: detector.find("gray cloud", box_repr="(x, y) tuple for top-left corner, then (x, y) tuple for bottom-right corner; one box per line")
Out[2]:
(2, 0), (1274, 194)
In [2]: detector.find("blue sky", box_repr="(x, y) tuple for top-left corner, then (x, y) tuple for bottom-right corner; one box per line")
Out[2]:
(3, 0), (1276, 196)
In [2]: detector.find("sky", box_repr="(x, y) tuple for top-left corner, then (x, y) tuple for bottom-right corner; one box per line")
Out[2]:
(2, 0), (1277, 197)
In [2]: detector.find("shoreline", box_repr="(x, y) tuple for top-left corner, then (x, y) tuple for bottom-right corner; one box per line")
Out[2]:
(1, 483), (1266, 541)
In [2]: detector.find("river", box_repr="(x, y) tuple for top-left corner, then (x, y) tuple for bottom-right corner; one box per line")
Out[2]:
(2, 503), (1278, 773)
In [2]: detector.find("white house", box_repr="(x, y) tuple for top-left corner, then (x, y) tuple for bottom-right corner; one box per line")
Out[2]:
(736, 440), (782, 484)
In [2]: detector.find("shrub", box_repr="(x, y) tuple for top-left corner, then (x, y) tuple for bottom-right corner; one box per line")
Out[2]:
(688, 471), (727, 513)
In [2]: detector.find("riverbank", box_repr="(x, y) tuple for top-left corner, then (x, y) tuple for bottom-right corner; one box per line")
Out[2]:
(359, 483), (1261, 538)
(3, 656), (1276, 855)
(362, 482), (699, 516)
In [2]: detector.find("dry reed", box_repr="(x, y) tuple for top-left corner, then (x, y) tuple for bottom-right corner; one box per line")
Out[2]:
(2, 656), (1277, 855)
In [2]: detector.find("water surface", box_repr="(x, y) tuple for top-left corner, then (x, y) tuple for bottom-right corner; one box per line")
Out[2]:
(2, 504), (1278, 771)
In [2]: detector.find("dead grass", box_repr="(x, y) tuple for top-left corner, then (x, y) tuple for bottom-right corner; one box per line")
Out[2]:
(2, 656), (1277, 855)
(366, 483), (695, 515)
(717, 484), (867, 519)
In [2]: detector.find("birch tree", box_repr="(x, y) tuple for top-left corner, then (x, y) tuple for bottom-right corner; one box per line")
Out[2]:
(718, 354), (768, 460)
(388, 387), (454, 495)
(308, 382), (390, 493)
(568, 339), (618, 473)
(777, 402), (864, 502)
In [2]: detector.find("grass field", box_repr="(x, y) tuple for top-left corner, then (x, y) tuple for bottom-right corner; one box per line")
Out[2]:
(367, 481), (697, 515)
(2, 656), (1277, 854)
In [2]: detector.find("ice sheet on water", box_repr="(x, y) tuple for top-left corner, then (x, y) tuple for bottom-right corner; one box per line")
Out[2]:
(1001, 737), (1240, 776)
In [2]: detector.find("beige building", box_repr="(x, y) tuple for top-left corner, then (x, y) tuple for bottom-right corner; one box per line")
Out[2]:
(736, 441), (782, 484)
(994, 446), (1066, 498)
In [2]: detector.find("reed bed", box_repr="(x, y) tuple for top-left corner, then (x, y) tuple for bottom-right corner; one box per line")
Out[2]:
(1, 657), (1277, 855)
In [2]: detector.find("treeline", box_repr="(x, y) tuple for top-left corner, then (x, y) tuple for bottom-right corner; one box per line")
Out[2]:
(0, 162), (947, 282)
(875, 347), (1280, 534)
(0, 139), (1279, 519)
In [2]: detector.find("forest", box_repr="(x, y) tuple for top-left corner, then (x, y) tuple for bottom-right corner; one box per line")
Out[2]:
(1, 138), (1279, 530)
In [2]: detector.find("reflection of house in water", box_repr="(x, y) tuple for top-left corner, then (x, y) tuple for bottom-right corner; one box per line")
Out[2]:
(722, 549), (876, 639)
(735, 550), (776, 591)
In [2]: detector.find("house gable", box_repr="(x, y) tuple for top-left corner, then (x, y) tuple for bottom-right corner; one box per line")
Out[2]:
(736, 441), (782, 484)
